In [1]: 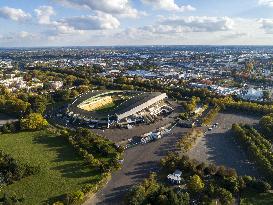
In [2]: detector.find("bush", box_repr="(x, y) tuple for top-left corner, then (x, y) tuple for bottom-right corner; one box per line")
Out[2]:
(66, 128), (121, 171)
(66, 190), (85, 204)
(20, 113), (48, 131)
(177, 129), (203, 153)
(52, 202), (64, 205)
(0, 150), (40, 185)
(202, 106), (220, 126)
(216, 188), (233, 205)
(1, 122), (20, 134)
(204, 164), (217, 175)
(81, 184), (95, 194)
(249, 180), (271, 193)
(1, 193), (24, 205)
(187, 175), (205, 193)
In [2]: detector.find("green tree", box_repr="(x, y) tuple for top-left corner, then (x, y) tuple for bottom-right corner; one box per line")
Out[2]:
(263, 90), (271, 101)
(28, 95), (48, 114)
(216, 188), (233, 205)
(20, 113), (48, 131)
(187, 174), (204, 193)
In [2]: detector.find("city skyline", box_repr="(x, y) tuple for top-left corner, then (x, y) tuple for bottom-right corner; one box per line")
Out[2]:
(1, 0), (273, 47)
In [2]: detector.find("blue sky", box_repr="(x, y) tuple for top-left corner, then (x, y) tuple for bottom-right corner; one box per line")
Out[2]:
(0, 0), (273, 46)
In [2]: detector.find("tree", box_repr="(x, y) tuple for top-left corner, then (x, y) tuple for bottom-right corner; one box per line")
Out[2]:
(53, 90), (71, 102)
(249, 180), (271, 193)
(184, 96), (200, 113)
(204, 164), (217, 175)
(20, 113), (48, 131)
(126, 173), (159, 205)
(28, 95), (48, 114)
(216, 188), (233, 205)
(263, 90), (271, 101)
(222, 176), (240, 193)
(259, 113), (273, 139)
(187, 174), (204, 193)
(245, 62), (254, 74)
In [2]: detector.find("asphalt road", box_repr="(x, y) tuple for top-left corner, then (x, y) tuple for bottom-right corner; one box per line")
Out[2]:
(0, 114), (18, 127)
(84, 126), (188, 205)
(187, 112), (260, 176)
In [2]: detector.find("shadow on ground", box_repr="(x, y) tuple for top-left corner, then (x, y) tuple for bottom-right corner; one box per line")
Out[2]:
(205, 130), (259, 176)
(33, 134), (99, 179)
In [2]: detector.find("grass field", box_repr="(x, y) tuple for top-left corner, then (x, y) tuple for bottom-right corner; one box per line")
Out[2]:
(96, 101), (117, 113)
(0, 130), (102, 205)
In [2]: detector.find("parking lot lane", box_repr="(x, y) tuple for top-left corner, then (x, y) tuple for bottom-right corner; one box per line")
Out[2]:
(84, 126), (189, 205)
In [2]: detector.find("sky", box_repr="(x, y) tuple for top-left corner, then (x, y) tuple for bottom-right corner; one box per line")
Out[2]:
(1, 0), (273, 47)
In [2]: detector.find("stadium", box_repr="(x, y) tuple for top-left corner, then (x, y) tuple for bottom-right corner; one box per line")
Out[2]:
(66, 90), (172, 128)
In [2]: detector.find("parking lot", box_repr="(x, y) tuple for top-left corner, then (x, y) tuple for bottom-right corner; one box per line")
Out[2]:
(93, 101), (182, 143)
(84, 125), (189, 205)
(187, 112), (260, 176)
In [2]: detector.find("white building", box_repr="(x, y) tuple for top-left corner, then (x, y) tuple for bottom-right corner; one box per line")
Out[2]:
(167, 170), (182, 184)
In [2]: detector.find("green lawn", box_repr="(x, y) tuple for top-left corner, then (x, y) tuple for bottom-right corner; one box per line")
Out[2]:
(0, 131), (102, 205)
(96, 101), (117, 113)
(241, 192), (273, 205)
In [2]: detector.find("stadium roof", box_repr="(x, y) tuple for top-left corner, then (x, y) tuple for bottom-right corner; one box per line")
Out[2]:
(67, 90), (166, 120)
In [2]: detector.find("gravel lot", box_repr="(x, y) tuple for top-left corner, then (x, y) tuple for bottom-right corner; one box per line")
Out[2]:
(187, 112), (260, 176)
(84, 126), (188, 205)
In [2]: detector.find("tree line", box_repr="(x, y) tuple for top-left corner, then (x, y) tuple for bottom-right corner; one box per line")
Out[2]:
(232, 124), (273, 179)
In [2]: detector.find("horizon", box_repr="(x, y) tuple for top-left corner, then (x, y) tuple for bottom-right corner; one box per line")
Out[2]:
(2, 44), (273, 49)
(1, 0), (273, 46)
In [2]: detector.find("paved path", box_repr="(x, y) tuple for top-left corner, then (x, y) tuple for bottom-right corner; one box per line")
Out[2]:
(84, 126), (188, 205)
(0, 113), (18, 127)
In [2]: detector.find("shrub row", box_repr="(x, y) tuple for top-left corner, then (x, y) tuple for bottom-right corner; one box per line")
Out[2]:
(50, 128), (124, 205)
(177, 129), (203, 153)
(202, 106), (220, 126)
(65, 128), (123, 172)
(52, 172), (111, 205)
(232, 124), (273, 178)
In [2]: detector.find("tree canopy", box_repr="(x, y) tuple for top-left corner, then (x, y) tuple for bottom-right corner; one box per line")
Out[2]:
(20, 113), (48, 131)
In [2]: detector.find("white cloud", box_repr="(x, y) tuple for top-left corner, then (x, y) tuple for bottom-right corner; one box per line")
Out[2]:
(258, 0), (273, 7)
(0, 31), (39, 44)
(56, 0), (140, 18)
(60, 13), (120, 30)
(259, 18), (273, 33)
(35, 6), (55, 25)
(0, 6), (31, 21)
(222, 32), (248, 39)
(141, 0), (195, 12)
(33, 4), (120, 38)
(19, 31), (32, 38)
(159, 16), (234, 32)
(116, 16), (236, 44)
